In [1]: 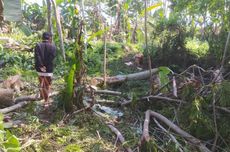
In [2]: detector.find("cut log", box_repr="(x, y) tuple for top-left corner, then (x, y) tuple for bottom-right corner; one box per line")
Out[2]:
(141, 110), (211, 152)
(0, 88), (14, 107)
(96, 68), (158, 84)
(3, 75), (23, 92)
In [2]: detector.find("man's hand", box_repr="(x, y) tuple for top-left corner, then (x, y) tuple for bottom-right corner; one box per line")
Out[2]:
(40, 66), (46, 72)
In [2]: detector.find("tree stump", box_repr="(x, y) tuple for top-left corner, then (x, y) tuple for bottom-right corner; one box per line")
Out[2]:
(0, 88), (14, 108)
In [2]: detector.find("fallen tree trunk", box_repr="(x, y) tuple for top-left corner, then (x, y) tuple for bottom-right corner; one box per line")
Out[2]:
(96, 68), (158, 84)
(15, 91), (58, 103)
(107, 124), (133, 152)
(0, 101), (29, 114)
(0, 89), (14, 107)
(141, 110), (211, 152)
(0, 92), (59, 114)
(15, 95), (40, 103)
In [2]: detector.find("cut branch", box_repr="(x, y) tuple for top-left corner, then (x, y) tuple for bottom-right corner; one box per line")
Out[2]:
(141, 110), (211, 152)
(154, 119), (184, 152)
(107, 124), (133, 152)
(95, 90), (122, 96)
(213, 106), (230, 114)
(141, 95), (186, 104)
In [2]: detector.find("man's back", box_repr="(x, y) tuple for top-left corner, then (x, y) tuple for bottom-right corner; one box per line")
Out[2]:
(35, 41), (56, 73)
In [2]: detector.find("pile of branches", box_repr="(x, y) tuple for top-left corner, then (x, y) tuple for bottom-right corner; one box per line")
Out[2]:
(84, 65), (230, 152)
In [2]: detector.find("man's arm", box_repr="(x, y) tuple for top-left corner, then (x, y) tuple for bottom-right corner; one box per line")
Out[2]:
(35, 43), (46, 71)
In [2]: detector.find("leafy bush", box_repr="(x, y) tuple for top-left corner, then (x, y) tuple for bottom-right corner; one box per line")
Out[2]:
(0, 114), (21, 152)
(185, 38), (209, 58)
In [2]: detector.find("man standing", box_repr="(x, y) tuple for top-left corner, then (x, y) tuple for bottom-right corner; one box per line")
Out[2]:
(35, 32), (56, 108)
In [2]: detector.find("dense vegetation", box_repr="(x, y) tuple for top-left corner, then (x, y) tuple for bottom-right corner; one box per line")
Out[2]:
(0, 0), (229, 151)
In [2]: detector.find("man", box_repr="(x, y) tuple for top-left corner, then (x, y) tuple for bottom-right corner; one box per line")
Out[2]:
(35, 32), (56, 108)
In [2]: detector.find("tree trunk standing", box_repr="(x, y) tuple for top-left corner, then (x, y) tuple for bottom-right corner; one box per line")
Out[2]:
(144, 0), (153, 94)
(50, 0), (66, 61)
(0, 0), (3, 22)
(103, 24), (107, 87)
(73, 21), (85, 109)
(131, 16), (137, 43)
(220, 31), (230, 72)
(114, 0), (121, 38)
(46, 0), (53, 35)
(80, 0), (87, 54)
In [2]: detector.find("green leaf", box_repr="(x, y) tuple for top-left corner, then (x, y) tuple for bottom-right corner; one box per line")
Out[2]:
(123, 3), (129, 11)
(140, 2), (162, 17)
(158, 66), (171, 75)
(56, 0), (64, 5)
(3, 131), (20, 152)
(0, 130), (5, 142)
(17, 22), (32, 36)
(158, 66), (171, 92)
(64, 144), (83, 152)
(87, 28), (109, 42)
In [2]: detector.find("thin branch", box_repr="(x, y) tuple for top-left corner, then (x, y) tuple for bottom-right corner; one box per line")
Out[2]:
(154, 119), (184, 152)
(211, 92), (218, 152)
(141, 95), (186, 104)
(95, 90), (122, 96)
(107, 124), (133, 152)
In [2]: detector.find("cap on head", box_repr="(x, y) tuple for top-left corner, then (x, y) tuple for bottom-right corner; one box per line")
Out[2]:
(42, 32), (52, 40)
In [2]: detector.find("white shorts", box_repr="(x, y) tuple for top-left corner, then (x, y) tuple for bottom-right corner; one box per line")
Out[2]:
(37, 72), (53, 77)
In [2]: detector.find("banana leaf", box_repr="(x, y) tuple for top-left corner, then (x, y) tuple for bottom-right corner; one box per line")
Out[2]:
(3, 0), (22, 21)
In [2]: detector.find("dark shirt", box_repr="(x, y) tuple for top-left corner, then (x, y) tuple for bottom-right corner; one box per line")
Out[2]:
(34, 41), (56, 73)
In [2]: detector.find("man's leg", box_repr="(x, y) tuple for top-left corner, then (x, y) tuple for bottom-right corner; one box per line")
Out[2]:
(43, 76), (52, 107)
(39, 76), (45, 99)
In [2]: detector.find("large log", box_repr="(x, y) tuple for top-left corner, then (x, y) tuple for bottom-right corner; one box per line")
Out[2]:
(95, 68), (158, 84)
(0, 88), (14, 107)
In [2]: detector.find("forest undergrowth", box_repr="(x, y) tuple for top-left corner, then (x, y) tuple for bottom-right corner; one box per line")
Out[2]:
(0, 33), (230, 152)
